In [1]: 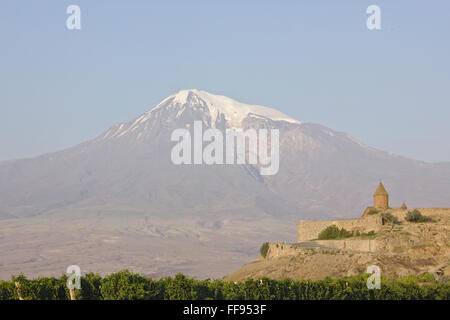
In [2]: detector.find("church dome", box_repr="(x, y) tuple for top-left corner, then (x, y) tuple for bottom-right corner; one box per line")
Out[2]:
(374, 182), (388, 196)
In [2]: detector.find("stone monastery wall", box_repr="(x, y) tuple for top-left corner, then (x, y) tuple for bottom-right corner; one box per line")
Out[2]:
(297, 214), (382, 242)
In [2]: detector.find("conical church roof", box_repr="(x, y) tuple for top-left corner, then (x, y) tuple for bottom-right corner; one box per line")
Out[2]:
(374, 182), (388, 196)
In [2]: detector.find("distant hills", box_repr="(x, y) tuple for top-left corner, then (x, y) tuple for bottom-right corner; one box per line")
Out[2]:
(0, 89), (449, 279)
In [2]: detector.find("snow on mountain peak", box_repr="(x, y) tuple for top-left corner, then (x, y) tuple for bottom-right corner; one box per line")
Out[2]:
(98, 90), (302, 141)
(157, 89), (301, 128)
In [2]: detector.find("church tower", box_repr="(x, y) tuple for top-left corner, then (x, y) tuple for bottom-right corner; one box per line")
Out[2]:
(373, 182), (389, 209)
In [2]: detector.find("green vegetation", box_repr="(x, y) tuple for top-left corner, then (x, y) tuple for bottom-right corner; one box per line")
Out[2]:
(317, 226), (380, 240)
(0, 280), (15, 300)
(0, 271), (448, 300)
(382, 212), (399, 224)
(305, 248), (317, 255)
(356, 230), (378, 239)
(318, 225), (352, 240)
(405, 209), (433, 223)
(260, 242), (270, 258)
(320, 250), (338, 255)
(367, 208), (380, 215)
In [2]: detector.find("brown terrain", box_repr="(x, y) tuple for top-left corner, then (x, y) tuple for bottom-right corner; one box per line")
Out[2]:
(1, 91), (450, 280)
(0, 209), (292, 280)
(225, 208), (450, 281)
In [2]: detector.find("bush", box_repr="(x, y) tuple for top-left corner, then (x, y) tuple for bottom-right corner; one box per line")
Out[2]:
(11, 275), (68, 300)
(1, 272), (449, 300)
(354, 230), (377, 238)
(100, 269), (160, 300)
(0, 280), (15, 300)
(163, 273), (201, 300)
(405, 209), (432, 223)
(260, 242), (270, 258)
(367, 208), (380, 215)
(382, 213), (399, 224)
(318, 225), (352, 240)
(78, 273), (102, 300)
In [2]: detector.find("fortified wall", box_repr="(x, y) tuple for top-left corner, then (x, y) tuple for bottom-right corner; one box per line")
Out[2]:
(265, 240), (381, 259)
(297, 182), (450, 243)
(297, 214), (382, 242)
(298, 182), (388, 242)
(384, 207), (450, 222)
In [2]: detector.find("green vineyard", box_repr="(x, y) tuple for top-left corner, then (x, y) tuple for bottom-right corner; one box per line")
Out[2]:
(0, 270), (448, 300)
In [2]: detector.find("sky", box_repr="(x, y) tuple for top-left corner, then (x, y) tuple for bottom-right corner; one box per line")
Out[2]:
(1, 0), (449, 163)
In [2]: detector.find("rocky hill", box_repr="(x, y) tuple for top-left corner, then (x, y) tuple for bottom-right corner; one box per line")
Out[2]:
(225, 208), (450, 281)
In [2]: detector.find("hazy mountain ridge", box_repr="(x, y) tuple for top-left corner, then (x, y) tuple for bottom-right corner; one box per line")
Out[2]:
(1, 89), (450, 219)
(0, 89), (449, 278)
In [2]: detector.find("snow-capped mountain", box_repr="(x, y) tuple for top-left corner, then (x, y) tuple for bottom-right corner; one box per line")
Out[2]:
(97, 89), (300, 143)
(0, 89), (449, 278)
(1, 89), (449, 219)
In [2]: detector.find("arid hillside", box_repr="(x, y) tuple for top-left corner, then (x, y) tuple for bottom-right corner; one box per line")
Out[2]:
(225, 208), (450, 281)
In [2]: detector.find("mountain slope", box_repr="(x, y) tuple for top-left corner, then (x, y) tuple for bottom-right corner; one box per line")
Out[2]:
(1, 89), (449, 219)
(0, 89), (449, 278)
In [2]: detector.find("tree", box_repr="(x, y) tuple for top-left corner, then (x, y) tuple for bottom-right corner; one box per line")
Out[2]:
(318, 225), (351, 240)
(100, 270), (153, 300)
(405, 209), (432, 223)
(260, 242), (270, 258)
(382, 212), (399, 224)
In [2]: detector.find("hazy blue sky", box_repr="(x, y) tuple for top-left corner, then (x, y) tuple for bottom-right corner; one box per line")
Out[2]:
(1, 1), (449, 162)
